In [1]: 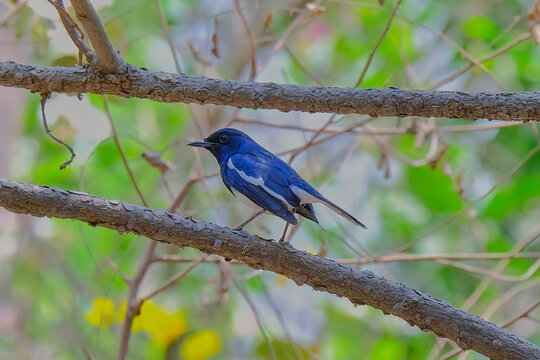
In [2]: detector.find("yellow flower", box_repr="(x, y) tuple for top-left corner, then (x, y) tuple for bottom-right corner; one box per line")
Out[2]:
(275, 274), (288, 286)
(132, 299), (188, 348)
(180, 330), (221, 360)
(85, 297), (116, 329)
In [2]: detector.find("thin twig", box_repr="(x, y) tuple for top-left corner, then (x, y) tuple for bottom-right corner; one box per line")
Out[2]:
(433, 257), (540, 282)
(234, 0), (257, 80)
(393, 144), (540, 253)
(40, 93), (76, 169)
(235, 116), (523, 135)
(229, 267), (278, 360)
(47, 0), (94, 65)
(106, 258), (131, 285)
(102, 96), (148, 207)
(354, 0), (403, 87)
(153, 0), (182, 73)
(0, 0), (28, 26)
(430, 32), (531, 90)
(500, 300), (540, 329)
(338, 251), (540, 264)
(117, 241), (156, 360)
(140, 256), (204, 302)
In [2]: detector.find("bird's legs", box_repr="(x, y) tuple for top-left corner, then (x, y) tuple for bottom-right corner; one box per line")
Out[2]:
(233, 210), (265, 231)
(278, 222), (290, 242)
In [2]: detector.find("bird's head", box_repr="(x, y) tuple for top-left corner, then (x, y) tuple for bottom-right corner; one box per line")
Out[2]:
(188, 128), (252, 162)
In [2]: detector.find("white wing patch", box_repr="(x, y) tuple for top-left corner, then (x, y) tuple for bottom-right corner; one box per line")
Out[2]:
(227, 157), (295, 209)
(290, 185), (320, 204)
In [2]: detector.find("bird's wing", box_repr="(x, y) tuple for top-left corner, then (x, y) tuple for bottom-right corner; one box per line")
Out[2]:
(222, 153), (298, 224)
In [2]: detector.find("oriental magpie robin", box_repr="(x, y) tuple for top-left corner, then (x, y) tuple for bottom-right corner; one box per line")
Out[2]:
(188, 128), (367, 233)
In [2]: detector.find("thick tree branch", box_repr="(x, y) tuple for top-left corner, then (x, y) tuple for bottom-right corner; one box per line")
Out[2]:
(1, 61), (540, 121)
(68, 0), (125, 73)
(0, 179), (538, 360)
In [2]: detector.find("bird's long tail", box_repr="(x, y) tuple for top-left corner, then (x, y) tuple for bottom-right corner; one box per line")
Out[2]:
(315, 194), (367, 229)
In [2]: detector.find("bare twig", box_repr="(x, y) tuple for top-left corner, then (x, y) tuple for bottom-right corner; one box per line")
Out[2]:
(338, 252), (540, 264)
(393, 144), (540, 253)
(106, 258), (131, 285)
(229, 267), (278, 360)
(40, 93), (76, 169)
(102, 97), (148, 207)
(234, 0), (257, 80)
(501, 300), (540, 329)
(0, 0), (28, 26)
(117, 241), (156, 360)
(47, 0), (94, 65)
(354, 0), (403, 87)
(140, 256), (204, 302)
(153, 0), (182, 73)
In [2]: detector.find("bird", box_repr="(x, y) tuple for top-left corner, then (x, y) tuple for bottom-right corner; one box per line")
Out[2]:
(188, 128), (367, 239)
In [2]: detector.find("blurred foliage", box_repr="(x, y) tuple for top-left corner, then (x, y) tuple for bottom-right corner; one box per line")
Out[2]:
(1, 0), (540, 359)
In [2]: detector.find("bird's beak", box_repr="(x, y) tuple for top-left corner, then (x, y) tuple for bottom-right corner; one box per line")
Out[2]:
(187, 140), (213, 148)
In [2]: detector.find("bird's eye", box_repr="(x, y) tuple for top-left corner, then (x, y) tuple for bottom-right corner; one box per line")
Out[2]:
(219, 134), (228, 143)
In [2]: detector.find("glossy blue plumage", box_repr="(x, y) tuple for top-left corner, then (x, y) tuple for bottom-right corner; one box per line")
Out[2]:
(188, 128), (366, 229)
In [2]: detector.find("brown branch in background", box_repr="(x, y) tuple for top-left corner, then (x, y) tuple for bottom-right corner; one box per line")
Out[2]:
(0, 0), (28, 26)
(338, 251), (540, 264)
(139, 256), (204, 304)
(47, 0), (95, 66)
(433, 225), (540, 358)
(115, 155), (212, 359)
(430, 32), (531, 90)
(0, 179), (539, 360)
(4, 61), (540, 121)
(255, 1), (324, 74)
(211, 18), (220, 58)
(100, 97), (155, 360)
(117, 241), (156, 360)
(387, 144), (540, 254)
(187, 40), (211, 66)
(69, 0), (125, 73)
(354, 0), (403, 87)
(501, 300), (540, 329)
(102, 96), (148, 207)
(228, 266), (278, 360)
(234, 0), (257, 80)
(284, 46), (324, 86)
(234, 116), (523, 134)
(153, 0), (182, 73)
(40, 93), (76, 169)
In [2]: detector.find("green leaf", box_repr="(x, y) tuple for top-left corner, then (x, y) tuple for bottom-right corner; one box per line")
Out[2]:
(485, 175), (540, 218)
(463, 16), (500, 43)
(371, 336), (407, 360)
(407, 165), (462, 213)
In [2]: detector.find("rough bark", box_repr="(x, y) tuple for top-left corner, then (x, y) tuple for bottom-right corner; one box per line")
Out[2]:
(1, 60), (540, 121)
(0, 179), (538, 360)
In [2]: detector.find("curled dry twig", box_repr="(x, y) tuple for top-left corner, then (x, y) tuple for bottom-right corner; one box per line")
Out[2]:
(40, 93), (76, 169)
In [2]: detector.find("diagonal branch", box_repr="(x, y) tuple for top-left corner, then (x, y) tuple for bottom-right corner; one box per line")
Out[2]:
(0, 178), (538, 360)
(47, 0), (95, 65)
(68, 0), (125, 73)
(1, 61), (540, 121)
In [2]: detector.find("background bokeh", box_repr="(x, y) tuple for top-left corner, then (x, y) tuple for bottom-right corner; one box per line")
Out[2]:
(1, 0), (540, 359)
